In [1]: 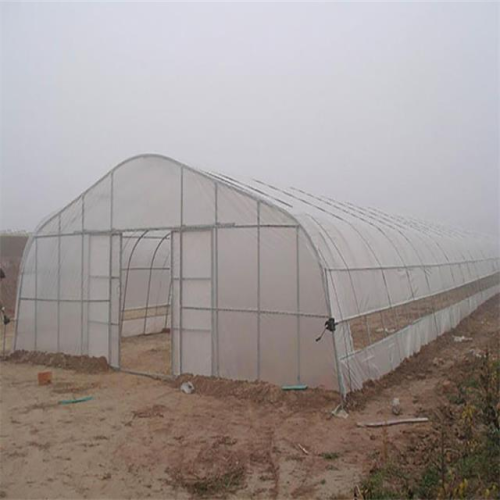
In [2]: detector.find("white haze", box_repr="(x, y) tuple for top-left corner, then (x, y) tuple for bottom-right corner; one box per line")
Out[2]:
(1, 2), (498, 237)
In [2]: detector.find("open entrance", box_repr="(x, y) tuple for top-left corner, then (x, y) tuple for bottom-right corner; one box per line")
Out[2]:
(119, 230), (172, 376)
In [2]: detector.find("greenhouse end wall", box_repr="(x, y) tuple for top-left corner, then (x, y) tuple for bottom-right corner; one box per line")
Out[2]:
(13, 155), (339, 391)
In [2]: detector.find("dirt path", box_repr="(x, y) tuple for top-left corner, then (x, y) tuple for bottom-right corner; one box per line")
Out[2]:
(0, 295), (498, 499)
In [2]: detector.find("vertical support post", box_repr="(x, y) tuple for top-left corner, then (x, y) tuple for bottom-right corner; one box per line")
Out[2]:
(118, 233), (122, 368)
(164, 265), (173, 332)
(179, 166), (184, 373)
(143, 251), (153, 336)
(170, 233), (174, 374)
(80, 195), (85, 355)
(85, 233), (91, 355)
(57, 215), (61, 352)
(108, 233), (113, 363)
(257, 202), (261, 380)
(108, 172), (114, 363)
(210, 228), (215, 376)
(214, 183), (219, 377)
(34, 237), (38, 351)
(296, 227), (301, 384)
(110, 171), (114, 230)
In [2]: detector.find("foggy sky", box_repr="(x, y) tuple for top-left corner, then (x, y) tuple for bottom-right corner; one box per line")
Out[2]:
(1, 2), (499, 237)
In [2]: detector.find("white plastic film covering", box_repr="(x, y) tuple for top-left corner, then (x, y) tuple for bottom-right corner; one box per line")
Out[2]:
(14, 154), (499, 395)
(182, 170), (216, 226)
(83, 176), (111, 231)
(217, 184), (258, 225)
(15, 299), (35, 351)
(36, 300), (58, 352)
(218, 311), (258, 381)
(340, 285), (500, 391)
(59, 302), (82, 355)
(60, 236), (82, 300)
(60, 198), (83, 233)
(259, 313), (298, 386)
(260, 227), (297, 313)
(217, 228), (258, 310)
(113, 157), (181, 230)
(36, 237), (59, 300)
(298, 231), (329, 317)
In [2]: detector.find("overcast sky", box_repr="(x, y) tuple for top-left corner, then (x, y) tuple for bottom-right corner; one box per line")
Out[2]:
(1, 2), (498, 237)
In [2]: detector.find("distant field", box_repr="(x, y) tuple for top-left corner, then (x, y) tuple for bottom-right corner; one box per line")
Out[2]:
(0, 233), (28, 316)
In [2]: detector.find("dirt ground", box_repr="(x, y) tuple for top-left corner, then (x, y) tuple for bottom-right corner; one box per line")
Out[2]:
(0, 295), (498, 499)
(121, 332), (171, 375)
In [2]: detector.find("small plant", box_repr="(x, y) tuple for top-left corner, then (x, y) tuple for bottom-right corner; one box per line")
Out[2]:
(416, 465), (440, 499)
(447, 386), (466, 405)
(321, 452), (340, 461)
(359, 465), (401, 500)
(184, 466), (246, 497)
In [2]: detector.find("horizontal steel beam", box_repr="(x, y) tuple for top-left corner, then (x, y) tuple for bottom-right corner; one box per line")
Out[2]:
(181, 305), (326, 318)
(121, 267), (171, 271)
(327, 258), (499, 272)
(34, 223), (299, 238)
(19, 297), (110, 304)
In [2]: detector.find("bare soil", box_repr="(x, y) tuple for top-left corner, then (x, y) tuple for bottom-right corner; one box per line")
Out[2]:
(0, 295), (498, 499)
(120, 331), (171, 375)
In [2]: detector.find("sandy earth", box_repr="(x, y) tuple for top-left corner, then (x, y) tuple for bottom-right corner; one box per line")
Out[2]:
(121, 332), (171, 375)
(0, 295), (498, 500)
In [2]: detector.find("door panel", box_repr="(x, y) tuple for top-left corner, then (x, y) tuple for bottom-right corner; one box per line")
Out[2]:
(172, 230), (213, 376)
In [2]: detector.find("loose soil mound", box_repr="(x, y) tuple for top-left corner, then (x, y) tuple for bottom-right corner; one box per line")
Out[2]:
(7, 350), (109, 373)
(174, 373), (338, 410)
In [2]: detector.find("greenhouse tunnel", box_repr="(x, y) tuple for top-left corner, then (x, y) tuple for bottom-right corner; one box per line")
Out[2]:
(13, 155), (500, 396)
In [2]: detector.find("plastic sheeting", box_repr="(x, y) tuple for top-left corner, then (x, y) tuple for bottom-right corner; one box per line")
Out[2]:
(338, 285), (500, 391)
(14, 155), (499, 395)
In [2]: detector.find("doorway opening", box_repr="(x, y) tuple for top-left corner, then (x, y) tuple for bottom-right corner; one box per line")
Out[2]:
(119, 230), (172, 376)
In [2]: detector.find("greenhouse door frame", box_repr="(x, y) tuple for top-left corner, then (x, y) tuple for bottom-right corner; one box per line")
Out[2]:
(171, 227), (215, 377)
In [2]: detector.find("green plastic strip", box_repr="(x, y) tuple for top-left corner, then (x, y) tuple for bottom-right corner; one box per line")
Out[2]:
(281, 385), (308, 391)
(58, 396), (94, 405)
